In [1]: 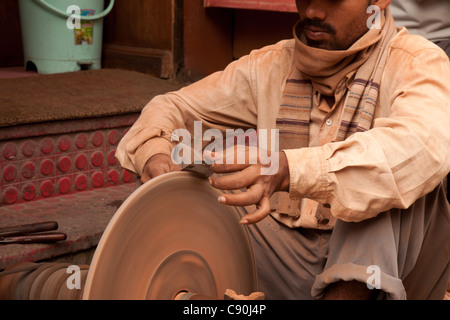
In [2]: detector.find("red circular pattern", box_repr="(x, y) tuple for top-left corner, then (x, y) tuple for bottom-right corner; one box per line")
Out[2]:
(40, 159), (54, 176)
(3, 165), (17, 182)
(75, 133), (88, 149)
(92, 131), (104, 146)
(23, 183), (36, 201)
(22, 161), (36, 179)
(75, 154), (88, 170)
(40, 138), (54, 154)
(108, 130), (120, 145)
(75, 174), (88, 191)
(92, 172), (104, 188)
(40, 180), (54, 197)
(107, 150), (117, 165)
(58, 156), (71, 173)
(3, 143), (17, 160)
(2, 129), (132, 204)
(91, 151), (104, 167)
(107, 169), (119, 184)
(58, 136), (71, 152)
(3, 187), (18, 204)
(58, 177), (71, 194)
(22, 141), (35, 157)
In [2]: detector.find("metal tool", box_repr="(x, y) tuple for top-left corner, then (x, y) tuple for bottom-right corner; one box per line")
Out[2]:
(83, 171), (257, 300)
(0, 221), (66, 244)
(181, 162), (214, 178)
(0, 221), (58, 237)
(0, 233), (67, 244)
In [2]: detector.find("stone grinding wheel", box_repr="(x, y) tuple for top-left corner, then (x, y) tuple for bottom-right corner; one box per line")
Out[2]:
(82, 171), (257, 300)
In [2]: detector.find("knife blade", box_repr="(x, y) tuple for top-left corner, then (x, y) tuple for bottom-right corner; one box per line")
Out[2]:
(181, 163), (214, 178)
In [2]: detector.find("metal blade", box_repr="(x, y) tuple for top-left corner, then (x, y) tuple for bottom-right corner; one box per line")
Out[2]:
(181, 162), (214, 178)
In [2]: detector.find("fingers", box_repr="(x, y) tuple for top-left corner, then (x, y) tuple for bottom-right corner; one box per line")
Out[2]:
(204, 146), (259, 169)
(217, 186), (271, 225)
(210, 162), (250, 174)
(240, 197), (271, 225)
(210, 165), (259, 190)
(217, 183), (264, 206)
(207, 147), (276, 225)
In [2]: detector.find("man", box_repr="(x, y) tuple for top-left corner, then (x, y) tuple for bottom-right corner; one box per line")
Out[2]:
(116, 0), (450, 299)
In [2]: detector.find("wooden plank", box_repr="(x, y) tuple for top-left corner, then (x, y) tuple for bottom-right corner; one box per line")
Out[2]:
(204, 0), (297, 12)
(183, 0), (234, 80)
(102, 44), (174, 79)
(103, 0), (174, 51)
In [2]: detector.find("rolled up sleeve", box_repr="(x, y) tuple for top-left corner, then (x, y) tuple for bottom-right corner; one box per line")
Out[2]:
(115, 54), (259, 176)
(285, 45), (450, 222)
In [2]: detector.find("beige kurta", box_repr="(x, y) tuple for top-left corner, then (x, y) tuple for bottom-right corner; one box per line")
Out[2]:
(116, 27), (450, 230)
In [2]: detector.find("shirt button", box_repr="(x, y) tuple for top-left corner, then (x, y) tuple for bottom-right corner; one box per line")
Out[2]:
(326, 119), (333, 126)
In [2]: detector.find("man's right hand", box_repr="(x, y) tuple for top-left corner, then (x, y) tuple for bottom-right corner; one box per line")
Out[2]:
(141, 153), (181, 183)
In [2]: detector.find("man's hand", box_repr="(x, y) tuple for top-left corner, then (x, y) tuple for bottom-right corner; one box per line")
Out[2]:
(207, 146), (290, 225)
(141, 153), (181, 183)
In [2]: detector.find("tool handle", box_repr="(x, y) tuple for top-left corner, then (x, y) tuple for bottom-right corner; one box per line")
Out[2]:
(0, 232), (67, 244)
(0, 221), (58, 237)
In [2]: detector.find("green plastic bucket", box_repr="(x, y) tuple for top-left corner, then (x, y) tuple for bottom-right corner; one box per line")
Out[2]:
(18, 0), (114, 74)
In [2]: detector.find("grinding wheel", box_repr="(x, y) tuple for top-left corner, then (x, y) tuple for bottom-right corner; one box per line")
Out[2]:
(83, 171), (257, 300)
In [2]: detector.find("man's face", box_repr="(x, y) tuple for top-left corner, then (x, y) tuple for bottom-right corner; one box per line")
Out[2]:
(295, 0), (374, 50)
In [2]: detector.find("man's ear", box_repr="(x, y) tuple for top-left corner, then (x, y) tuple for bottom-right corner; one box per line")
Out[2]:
(371, 0), (391, 11)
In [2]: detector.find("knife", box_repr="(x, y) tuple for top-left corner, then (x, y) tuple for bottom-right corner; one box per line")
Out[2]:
(0, 232), (67, 244)
(181, 163), (214, 178)
(0, 221), (58, 238)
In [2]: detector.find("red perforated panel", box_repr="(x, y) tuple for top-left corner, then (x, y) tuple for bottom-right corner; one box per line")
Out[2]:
(0, 127), (136, 205)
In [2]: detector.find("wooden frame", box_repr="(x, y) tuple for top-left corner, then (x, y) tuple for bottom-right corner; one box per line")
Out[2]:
(204, 0), (297, 12)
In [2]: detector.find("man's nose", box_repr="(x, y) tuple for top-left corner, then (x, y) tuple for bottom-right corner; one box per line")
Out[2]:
(304, 0), (327, 21)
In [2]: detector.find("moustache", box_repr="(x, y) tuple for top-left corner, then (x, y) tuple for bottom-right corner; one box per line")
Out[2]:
(299, 18), (336, 35)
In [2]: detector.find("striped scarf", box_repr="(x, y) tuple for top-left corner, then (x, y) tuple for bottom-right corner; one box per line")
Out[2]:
(273, 10), (398, 228)
(278, 10), (397, 149)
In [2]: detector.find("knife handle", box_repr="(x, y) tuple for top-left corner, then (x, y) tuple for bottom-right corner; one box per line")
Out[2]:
(0, 221), (58, 237)
(0, 232), (67, 244)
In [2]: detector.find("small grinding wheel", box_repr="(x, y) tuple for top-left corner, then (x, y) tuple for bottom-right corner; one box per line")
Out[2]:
(83, 171), (257, 300)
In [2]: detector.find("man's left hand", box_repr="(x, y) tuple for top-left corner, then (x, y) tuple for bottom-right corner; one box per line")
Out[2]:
(207, 146), (290, 224)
